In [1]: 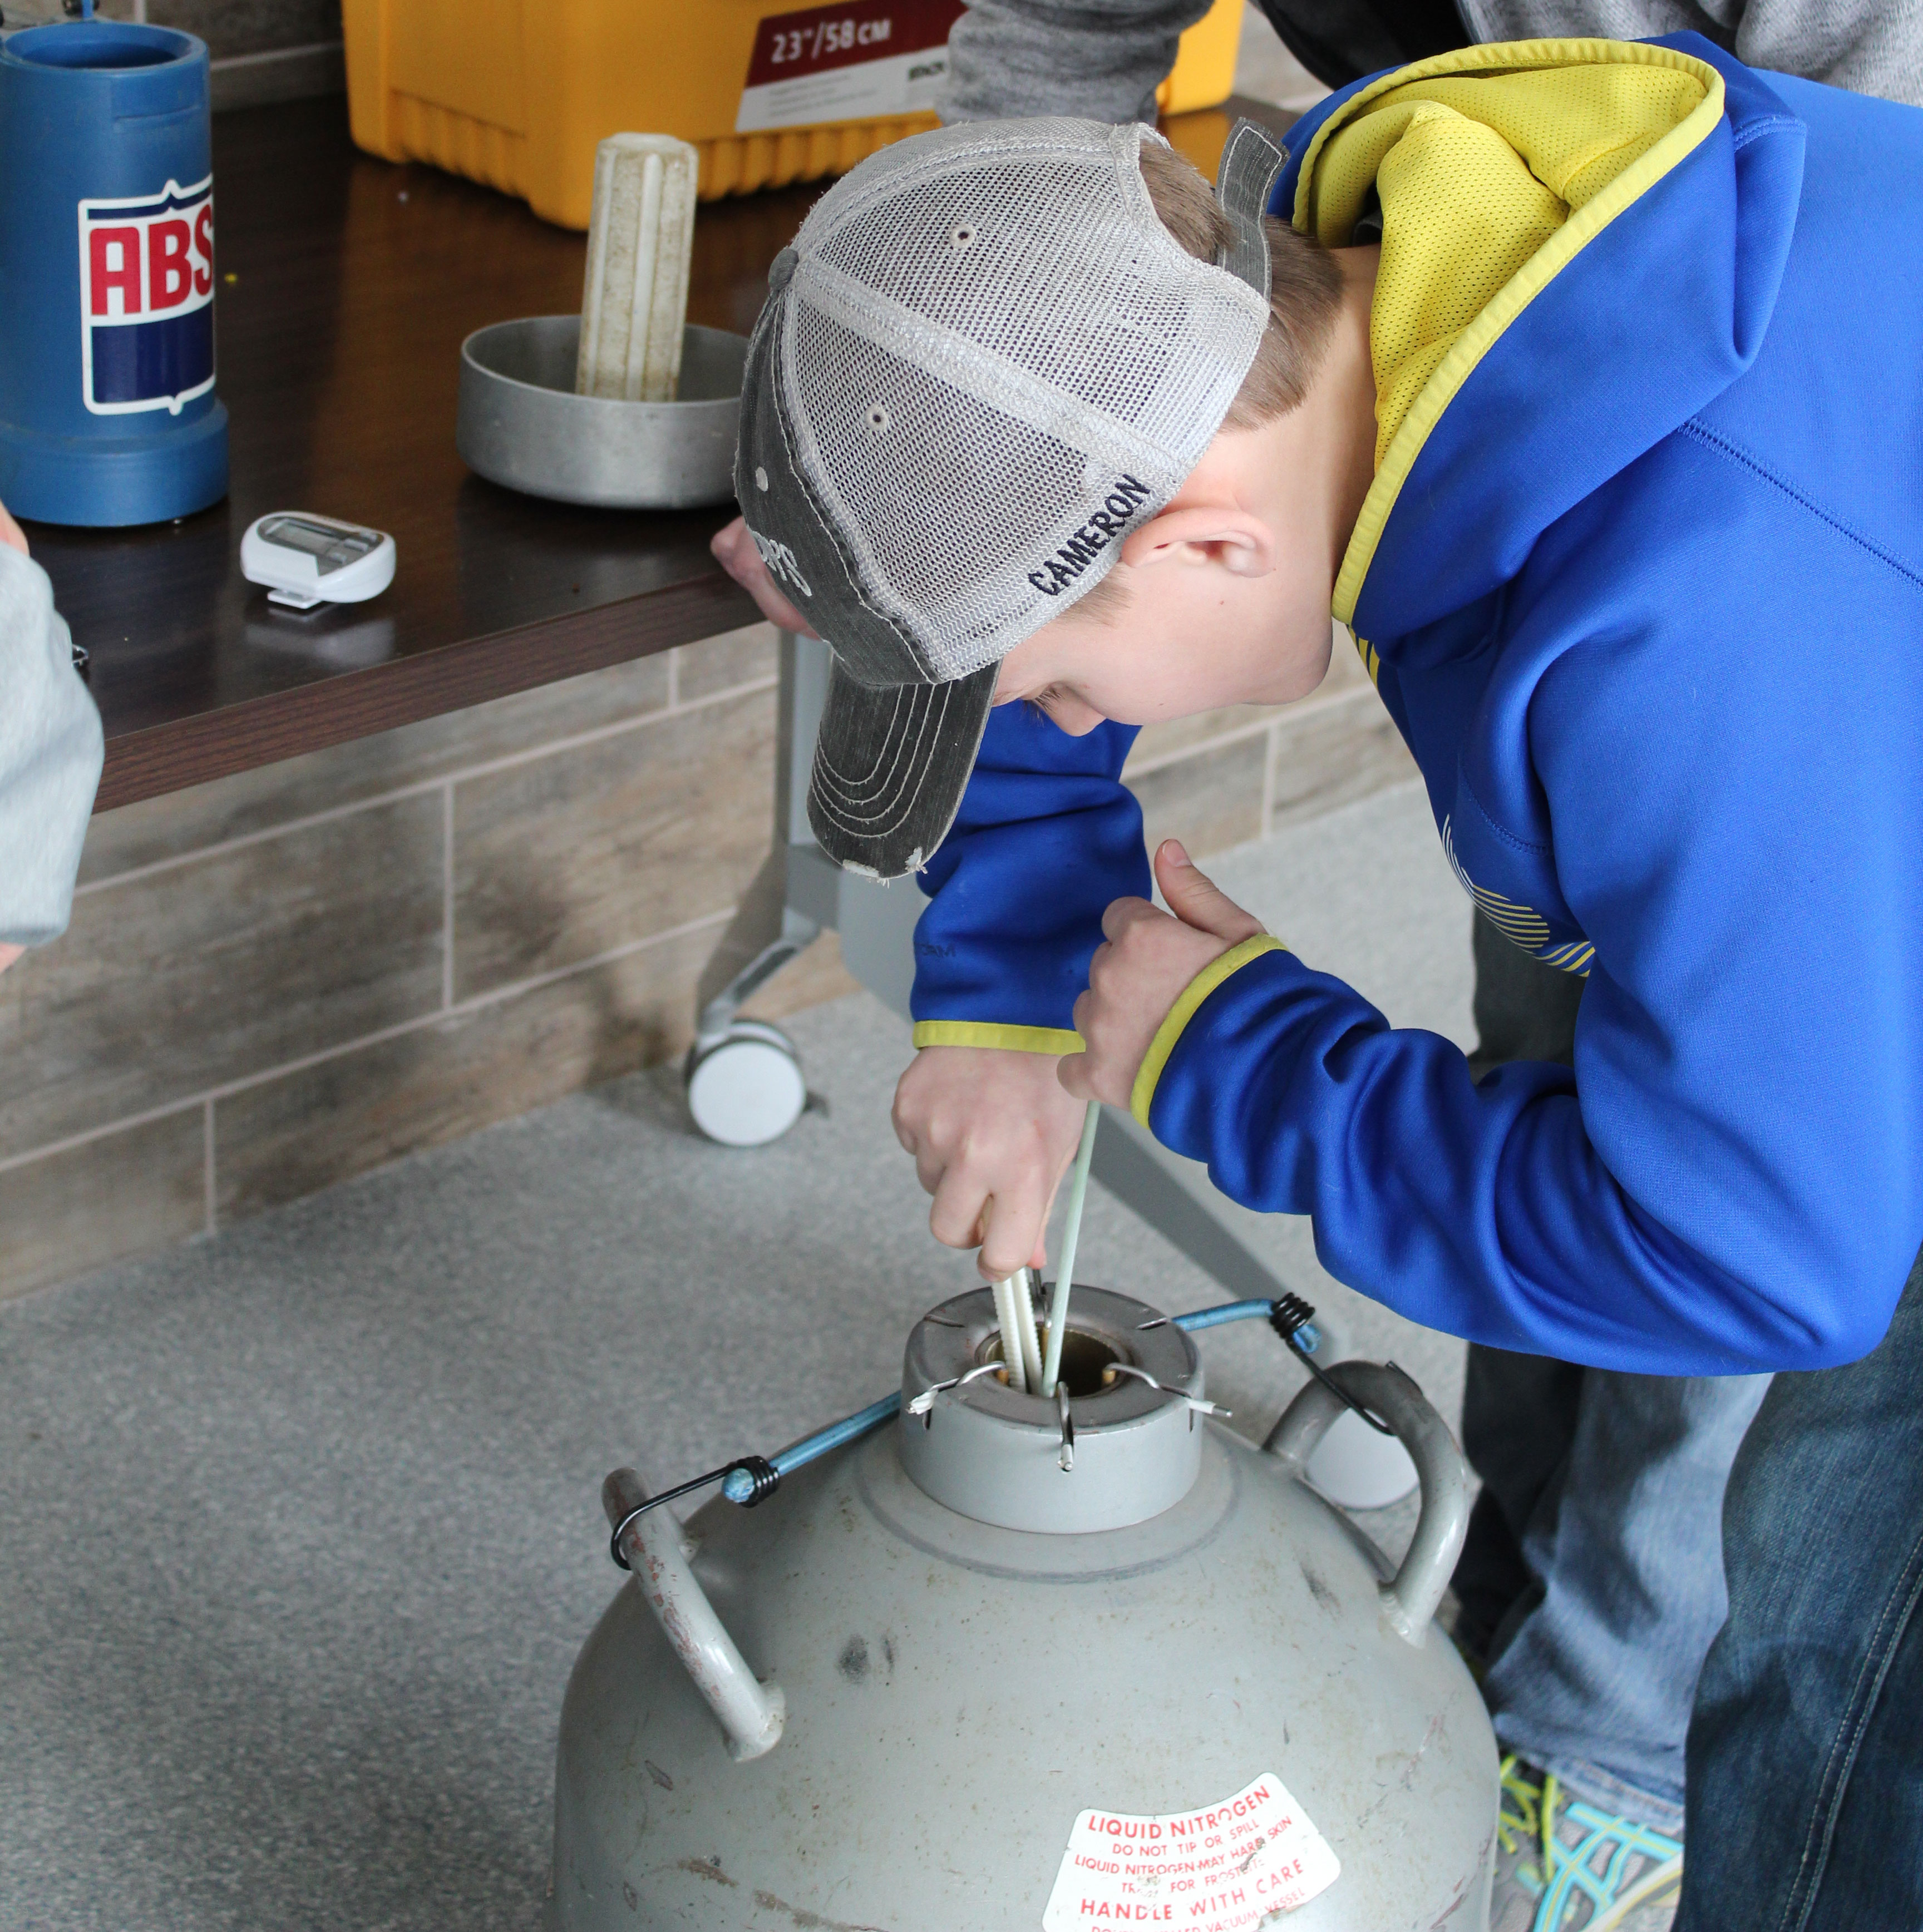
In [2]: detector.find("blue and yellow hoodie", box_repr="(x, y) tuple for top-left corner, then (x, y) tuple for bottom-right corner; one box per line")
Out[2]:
(908, 35), (1923, 1376)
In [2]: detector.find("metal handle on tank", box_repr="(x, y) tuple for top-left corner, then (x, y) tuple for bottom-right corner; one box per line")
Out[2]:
(603, 1468), (787, 1762)
(1263, 1361), (1468, 1646)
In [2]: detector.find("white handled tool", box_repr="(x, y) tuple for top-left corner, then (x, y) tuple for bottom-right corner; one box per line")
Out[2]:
(1041, 1104), (1101, 1396)
(241, 512), (396, 611)
(991, 1273), (1029, 1392)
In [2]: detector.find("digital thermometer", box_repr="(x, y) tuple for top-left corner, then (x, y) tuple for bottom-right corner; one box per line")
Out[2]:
(241, 512), (396, 610)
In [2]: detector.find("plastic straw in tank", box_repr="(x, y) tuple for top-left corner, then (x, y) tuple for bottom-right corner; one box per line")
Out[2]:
(992, 1272), (1029, 1391)
(1041, 1104), (1101, 1396)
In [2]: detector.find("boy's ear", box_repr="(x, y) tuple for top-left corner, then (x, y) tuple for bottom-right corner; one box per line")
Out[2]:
(1118, 505), (1276, 579)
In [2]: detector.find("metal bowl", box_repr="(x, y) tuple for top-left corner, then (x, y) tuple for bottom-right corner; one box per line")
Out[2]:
(456, 317), (746, 510)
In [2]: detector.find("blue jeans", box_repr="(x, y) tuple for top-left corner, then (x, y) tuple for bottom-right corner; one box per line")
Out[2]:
(1675, 1246), (1923, 1930)
(1460, 1351), (1769, 1832)
(1453, 917), (1770, 1833)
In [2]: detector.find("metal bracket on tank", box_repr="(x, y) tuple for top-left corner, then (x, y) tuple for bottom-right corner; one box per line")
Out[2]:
(603, 1467), (787, 1761)
(1057, 1384), (1075, 1472)
(1264, 1361), (1470, 1644)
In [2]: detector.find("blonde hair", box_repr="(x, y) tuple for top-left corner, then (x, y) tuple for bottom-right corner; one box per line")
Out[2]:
(1069, 140), (1344, 625)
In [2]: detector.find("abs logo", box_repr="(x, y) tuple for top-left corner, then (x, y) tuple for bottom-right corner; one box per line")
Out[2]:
(77, 176), (215, 416)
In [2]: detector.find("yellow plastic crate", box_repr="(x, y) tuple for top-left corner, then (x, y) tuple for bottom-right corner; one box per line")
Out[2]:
(343, 0), (1244, 230)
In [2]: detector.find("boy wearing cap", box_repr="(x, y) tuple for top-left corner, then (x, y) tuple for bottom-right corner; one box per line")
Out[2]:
(719, 35), (1923, 1930)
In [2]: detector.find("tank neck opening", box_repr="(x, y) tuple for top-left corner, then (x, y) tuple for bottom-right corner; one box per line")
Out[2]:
(979, 1327), (1127, 1398)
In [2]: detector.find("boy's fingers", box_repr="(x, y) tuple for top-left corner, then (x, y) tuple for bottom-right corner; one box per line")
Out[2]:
(911, 1143), (949, 1197)
(1059, 1004), (1105, 1097)
(1099, 895), (1161, 942)
(1155, 839), (1264, 944)
(710, 516), (820, 638)
(1057, 1036), (1097, 1101)
(0, 500), (26, 556)
(928, 1167), (991, 1252)
(978, 1170), (1049, 1281)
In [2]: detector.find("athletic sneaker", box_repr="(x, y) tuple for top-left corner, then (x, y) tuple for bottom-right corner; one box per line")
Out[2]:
(1489, 1755), (1684, 1932)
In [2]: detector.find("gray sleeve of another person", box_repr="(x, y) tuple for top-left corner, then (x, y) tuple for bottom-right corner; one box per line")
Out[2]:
(1454, 0), (1923, 107)
(941, 0), (1222, 126)
(0, 544), (105, 948)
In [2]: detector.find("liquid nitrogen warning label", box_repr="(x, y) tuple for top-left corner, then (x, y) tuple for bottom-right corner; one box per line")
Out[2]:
(1042, 1774), (1340, 1930)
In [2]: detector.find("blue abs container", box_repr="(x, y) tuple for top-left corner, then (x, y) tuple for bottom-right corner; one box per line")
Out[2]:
(0, 21), (228, 526)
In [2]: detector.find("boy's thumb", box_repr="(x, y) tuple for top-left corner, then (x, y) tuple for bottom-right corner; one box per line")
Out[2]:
(1155, 841), (1265, 943)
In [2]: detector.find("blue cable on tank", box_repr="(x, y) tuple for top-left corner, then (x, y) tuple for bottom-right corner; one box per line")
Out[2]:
(605, 1293), (1384, 1565)
(717, 1298), (1316, 1504)
(1173, 1298), (1320, 1352)
(721, 1391), (903, 1501)
(681, 1298), (1314, 1518)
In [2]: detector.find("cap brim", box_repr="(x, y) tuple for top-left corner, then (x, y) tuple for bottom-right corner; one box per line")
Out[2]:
(806, 659), (998, 879)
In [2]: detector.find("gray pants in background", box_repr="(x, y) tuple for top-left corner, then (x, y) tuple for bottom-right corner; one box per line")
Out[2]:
(1450, 915), (1770, 1832)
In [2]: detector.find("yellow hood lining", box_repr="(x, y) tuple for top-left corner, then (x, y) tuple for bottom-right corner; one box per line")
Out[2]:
(1290, 39), (1728, 627)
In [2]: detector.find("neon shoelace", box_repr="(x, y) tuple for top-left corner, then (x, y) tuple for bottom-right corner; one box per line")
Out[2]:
(1496, 1755), (1684, 1929)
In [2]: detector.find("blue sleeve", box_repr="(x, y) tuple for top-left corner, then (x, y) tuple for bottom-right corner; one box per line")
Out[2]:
(1144, 546), (1923, 1376)
(1145, 951), (1809, 1373)
(910, 703), (1149, 1049)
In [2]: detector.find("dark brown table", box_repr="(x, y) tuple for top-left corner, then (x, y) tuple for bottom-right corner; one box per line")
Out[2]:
(28, 92), (1286, 815)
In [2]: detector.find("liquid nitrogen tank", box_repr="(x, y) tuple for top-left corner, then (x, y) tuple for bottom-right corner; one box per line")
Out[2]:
(549, 1283), (1498, 1931)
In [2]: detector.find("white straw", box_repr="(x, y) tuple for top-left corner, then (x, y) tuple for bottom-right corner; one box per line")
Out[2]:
(1012, 1266), (1046, 1390)
(1041, 1104), (1101, 1396)
(992, 1272), (1028, 1391)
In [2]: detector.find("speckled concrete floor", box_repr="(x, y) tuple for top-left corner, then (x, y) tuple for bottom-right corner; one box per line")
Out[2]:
(0, 779), (1476, 1931)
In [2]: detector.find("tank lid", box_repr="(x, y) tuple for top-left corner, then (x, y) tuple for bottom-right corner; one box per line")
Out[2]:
(898, 1284), (1207, 1534)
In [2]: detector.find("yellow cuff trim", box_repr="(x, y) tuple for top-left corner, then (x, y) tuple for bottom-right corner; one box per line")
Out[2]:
(913, 1021), (1085, 1055)
(1130, 935), (1287, 1126)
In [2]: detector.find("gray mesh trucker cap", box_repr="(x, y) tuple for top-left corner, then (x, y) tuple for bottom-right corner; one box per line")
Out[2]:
(737, 116), (1287, 878)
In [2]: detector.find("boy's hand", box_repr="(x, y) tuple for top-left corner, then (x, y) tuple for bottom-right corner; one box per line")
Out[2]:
(894, 1044), (1089, 1279)
(1061, 841), (1266, 1109)
(711, 515), (820, 638)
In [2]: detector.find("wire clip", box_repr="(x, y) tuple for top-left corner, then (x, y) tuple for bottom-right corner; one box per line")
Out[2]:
(1270, 1294), (1397, 1435)
(1100, 1361), (1230, 1429)
(906, 1361), (1006, 1425)
(607, 1455), (780, 1568)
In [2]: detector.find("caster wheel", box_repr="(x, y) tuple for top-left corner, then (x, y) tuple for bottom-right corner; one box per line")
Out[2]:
(686, 1021), (807, 1148)
(1305, 1403), (1420, 1510)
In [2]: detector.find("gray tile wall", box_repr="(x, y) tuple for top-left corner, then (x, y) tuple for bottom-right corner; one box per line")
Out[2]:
(1, 2), (347, 109)
(147, 0), (339, 60)
(0, 620), (1412, 1301)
